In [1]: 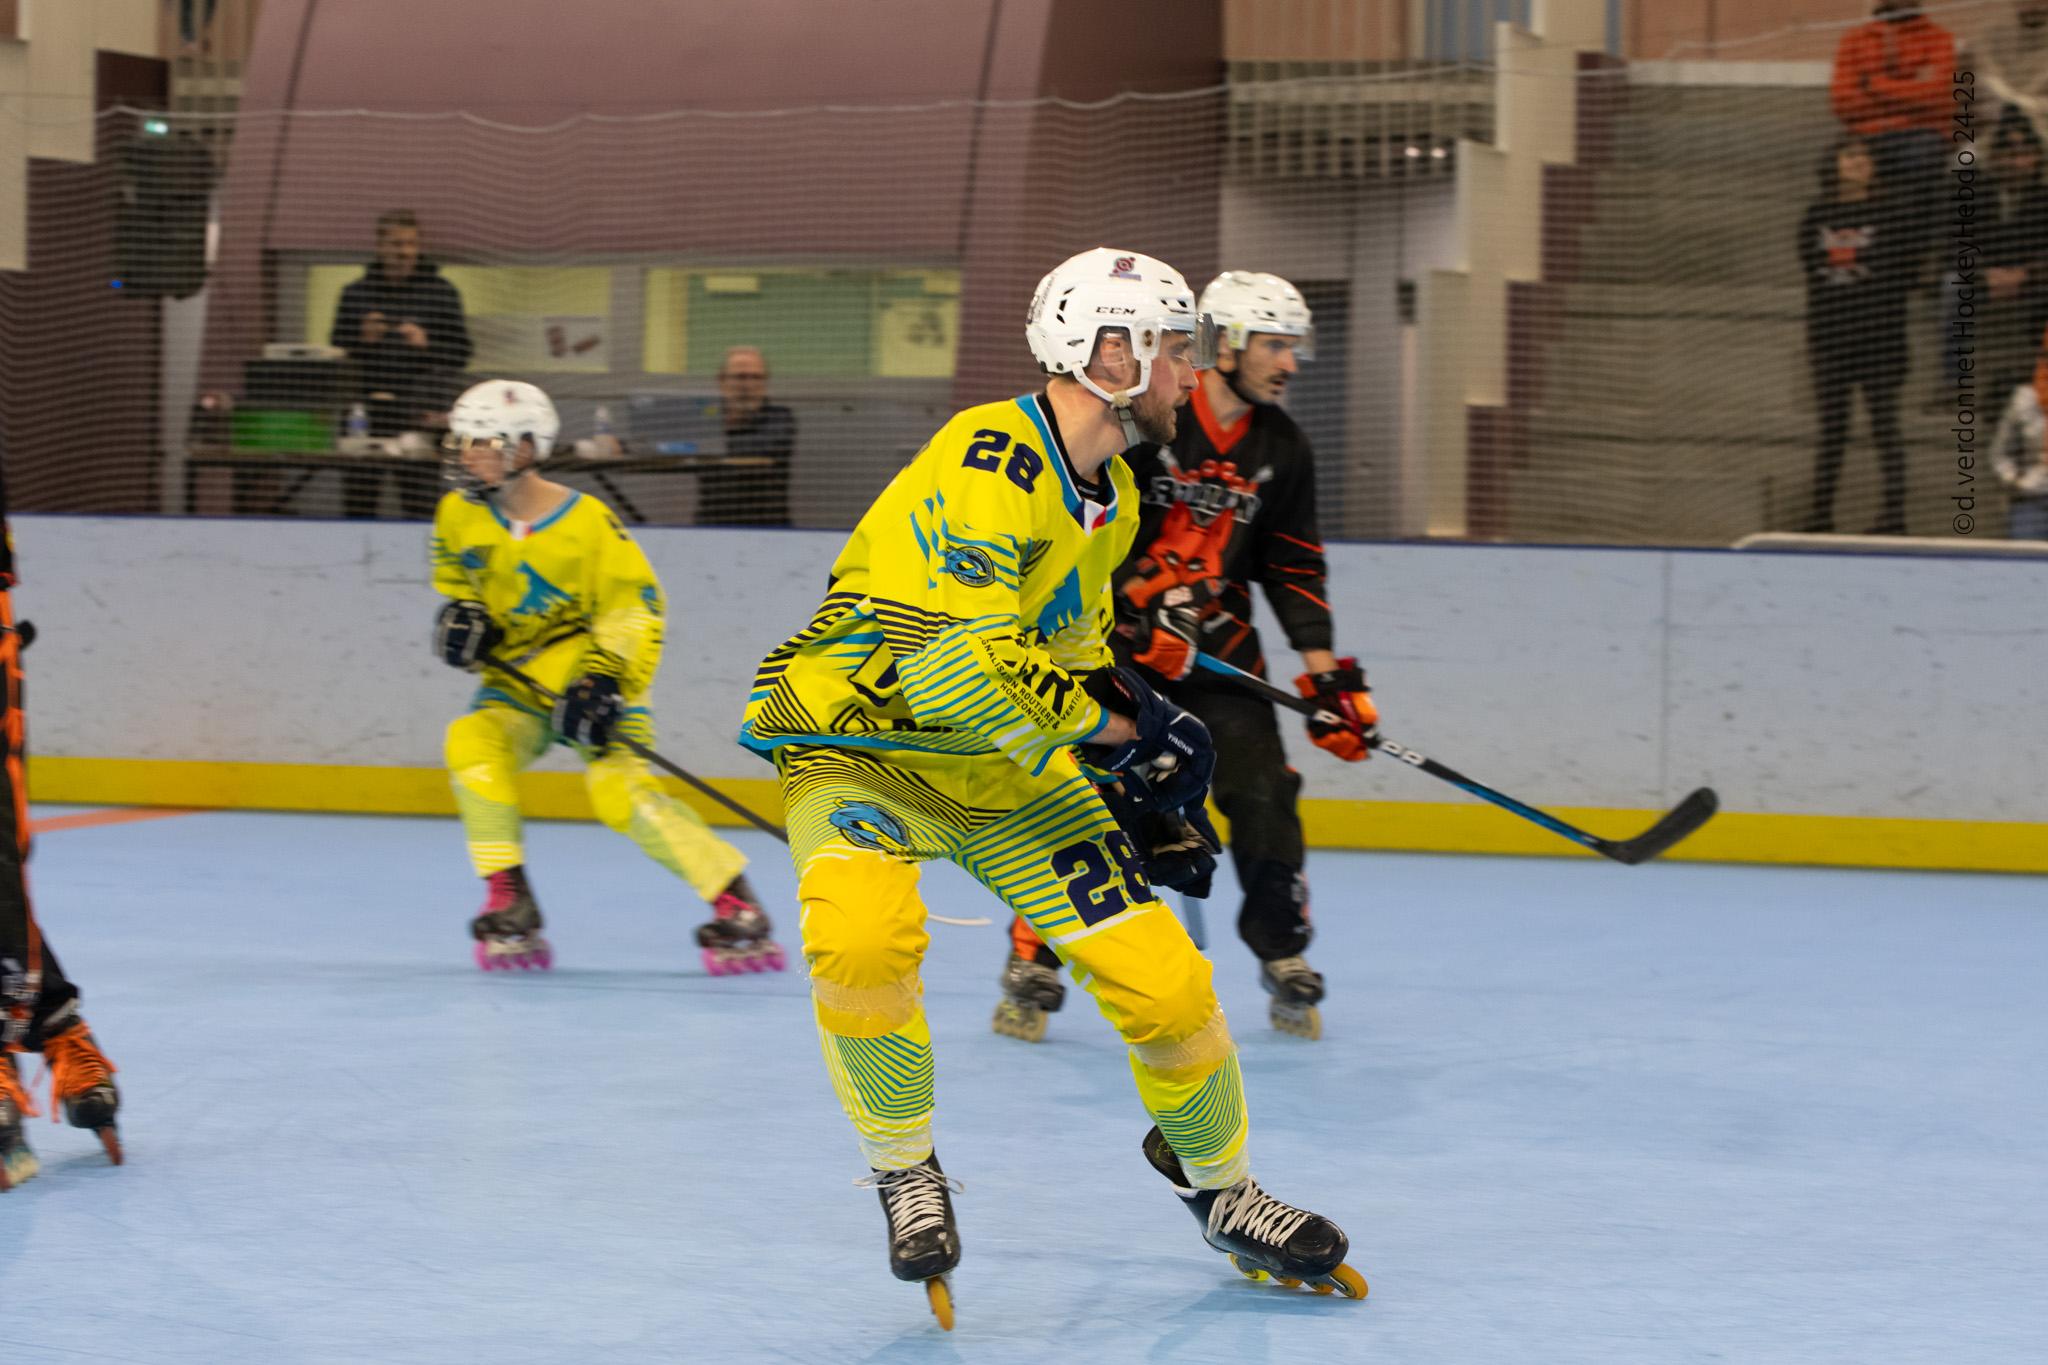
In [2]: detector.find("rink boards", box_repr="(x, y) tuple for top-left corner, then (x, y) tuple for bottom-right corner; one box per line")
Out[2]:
(12, 515), (2046, 873)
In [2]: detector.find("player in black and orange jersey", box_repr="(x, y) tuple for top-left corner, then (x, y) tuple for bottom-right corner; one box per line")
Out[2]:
(0, 461), (122, 1189)
(997, 271), (1377, 1043)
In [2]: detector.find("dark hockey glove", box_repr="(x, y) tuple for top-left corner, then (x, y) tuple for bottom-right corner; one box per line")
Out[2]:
(554, 674), (624, 749)
(1082, 666), (1215, 813)
(1095, 772), (1221, 898)
(434, 599), (501, 670)
(1294, 657), (1379, 762)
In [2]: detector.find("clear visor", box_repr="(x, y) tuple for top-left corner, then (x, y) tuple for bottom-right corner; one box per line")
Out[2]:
(440, 432), (525, 497)
(1153, 311), (1221, 370)
(1248, 325), (1315, 363)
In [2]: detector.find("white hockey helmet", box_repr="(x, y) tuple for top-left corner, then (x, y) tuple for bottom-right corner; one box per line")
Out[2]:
(1026, 248), (1218, 414)
(1200, 271), (1315, 359)
(448, 379), (560, 459)
(443, 379), (560, 501)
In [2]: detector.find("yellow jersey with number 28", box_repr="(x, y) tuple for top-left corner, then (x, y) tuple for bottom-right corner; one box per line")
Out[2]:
(742, 392), (1136, 776)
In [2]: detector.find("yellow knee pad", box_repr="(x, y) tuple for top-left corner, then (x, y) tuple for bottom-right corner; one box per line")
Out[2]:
(800, 849), (929, 1038)
(1069, 902), (1226, 1062)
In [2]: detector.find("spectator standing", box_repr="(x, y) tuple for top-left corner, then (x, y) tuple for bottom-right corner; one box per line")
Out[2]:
(1977, 115), (2048, 410)
(699, 346), (795, 527)
(1988, 326), (2048, 538)
(1830, 1), (1956, 262)
(1799, 136), (1916, 534)
(329, 210), (472, 518)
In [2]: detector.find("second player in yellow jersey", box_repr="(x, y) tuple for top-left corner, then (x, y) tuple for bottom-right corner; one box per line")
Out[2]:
(430, 380), (782, 974)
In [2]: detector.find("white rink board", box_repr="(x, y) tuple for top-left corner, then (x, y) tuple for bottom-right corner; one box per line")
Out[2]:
(12, 515), (2047, 823)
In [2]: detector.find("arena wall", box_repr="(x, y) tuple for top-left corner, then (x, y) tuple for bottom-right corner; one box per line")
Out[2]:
(15, 514), (2044, 872)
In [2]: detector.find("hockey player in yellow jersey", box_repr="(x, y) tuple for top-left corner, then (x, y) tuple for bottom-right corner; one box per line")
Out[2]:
(431, 380), (782, 974)
(741, 249), (1365, 1326)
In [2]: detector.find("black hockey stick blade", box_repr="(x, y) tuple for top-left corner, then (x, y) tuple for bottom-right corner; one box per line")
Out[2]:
(1598, 786), (1719, 865)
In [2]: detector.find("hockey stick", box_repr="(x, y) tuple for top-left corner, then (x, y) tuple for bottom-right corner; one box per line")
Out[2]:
(1192, 652), (1718, 866)
(1175, 892), (1208, 951)
(481, 654), (789, 842)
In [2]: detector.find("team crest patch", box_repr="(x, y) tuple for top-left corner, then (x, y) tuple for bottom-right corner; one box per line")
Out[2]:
(940, 545), (996, 587)
(829, 801), (909, 853)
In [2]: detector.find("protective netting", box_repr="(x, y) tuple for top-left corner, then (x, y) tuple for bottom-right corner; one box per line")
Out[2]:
(7, 12), (2048, 543)
(1501, 0), (2048, 543)
(0, 79), (1450, 534)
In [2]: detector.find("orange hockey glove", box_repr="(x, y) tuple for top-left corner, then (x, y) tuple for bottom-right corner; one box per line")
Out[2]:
(1293, 657), (1378, 762)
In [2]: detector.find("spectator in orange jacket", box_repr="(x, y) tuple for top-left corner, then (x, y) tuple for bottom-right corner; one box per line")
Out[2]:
(1831, 2), (1957, 260)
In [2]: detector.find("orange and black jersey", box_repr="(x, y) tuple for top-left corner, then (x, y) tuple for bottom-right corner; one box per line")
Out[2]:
(1116, 382), (1331, 675)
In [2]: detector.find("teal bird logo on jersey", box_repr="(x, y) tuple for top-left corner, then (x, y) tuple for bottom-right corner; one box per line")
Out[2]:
(1034, 568), (1086, 639)
(829, 801), (909, 854)
(510, 564), (575, 621)
(940, 545), (997, 588)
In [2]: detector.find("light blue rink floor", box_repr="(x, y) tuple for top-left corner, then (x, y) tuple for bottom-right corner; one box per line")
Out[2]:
(3, 808), (2045, 1365)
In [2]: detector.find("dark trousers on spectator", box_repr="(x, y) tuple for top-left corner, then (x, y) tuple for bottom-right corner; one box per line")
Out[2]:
(1811, 358), (1907, 534)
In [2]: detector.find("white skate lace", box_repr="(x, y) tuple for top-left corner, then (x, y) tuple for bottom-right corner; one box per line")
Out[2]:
(1208, 1178), (1314, 1249)
(854, 1164), (963, 1240)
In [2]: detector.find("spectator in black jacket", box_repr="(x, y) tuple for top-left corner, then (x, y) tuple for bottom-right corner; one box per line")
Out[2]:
(329, 210), (472, 518)
(1977, 114), (2048, 410)
(1800, 135), (1916, 534)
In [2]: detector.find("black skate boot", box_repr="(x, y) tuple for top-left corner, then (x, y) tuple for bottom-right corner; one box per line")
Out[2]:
(992, 945), (1064, 1043)
(470, 866), (552, 972)
(855, 1153), (963, 1330)
(1260, 955), (1325, 1040)
(695, 875), (786, 975)
(0, 1053), (37, 1191)
(43, 1020), (122, 1165)
(1141, 1125), (1366, 1298)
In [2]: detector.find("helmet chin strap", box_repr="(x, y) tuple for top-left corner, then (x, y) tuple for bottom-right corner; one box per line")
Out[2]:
(1076, 361), (1152, 449)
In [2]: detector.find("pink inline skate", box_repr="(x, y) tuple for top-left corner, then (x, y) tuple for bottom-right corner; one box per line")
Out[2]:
(470, 866), (553, 972)
(695, 875), (785, 975)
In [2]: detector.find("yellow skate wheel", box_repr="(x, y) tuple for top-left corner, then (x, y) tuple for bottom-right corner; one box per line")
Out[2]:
(926, 1276), (955, 1331)
(1271, 1002), (1322, 1040)
(1311, 1281), (1335, 1295)
(991, 1001), (1047, 1043)
(1329, 1263), (1368, 1299)
(1229, 1254), (1269, 1282)
(1275, 1275), (1303, 1289)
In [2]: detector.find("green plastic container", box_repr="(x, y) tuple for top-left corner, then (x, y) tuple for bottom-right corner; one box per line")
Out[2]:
(231, 408), (335, 453)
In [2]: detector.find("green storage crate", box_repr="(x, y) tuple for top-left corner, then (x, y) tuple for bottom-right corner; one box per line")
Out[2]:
(231, 407), (335, 453)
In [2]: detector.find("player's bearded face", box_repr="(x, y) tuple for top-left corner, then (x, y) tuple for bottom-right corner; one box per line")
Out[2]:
(1228, 334), (1303, 405)
(1131, 337), (1200, 443)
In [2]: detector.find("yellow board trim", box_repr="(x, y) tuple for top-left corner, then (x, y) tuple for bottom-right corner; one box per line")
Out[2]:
(23, 757), (2048, 875)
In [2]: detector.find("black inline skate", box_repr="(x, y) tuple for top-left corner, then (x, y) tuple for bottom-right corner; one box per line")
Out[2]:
(856, 1152), (963, 1330)
(694, 875), (786, 975)
(470, 865), (551, 971)
(0, 1052), (36, 1191)
(1142, 1125), (1366, 1298)
(1260, 955), (1325, 1040)
(992, 944), (1065, 1042)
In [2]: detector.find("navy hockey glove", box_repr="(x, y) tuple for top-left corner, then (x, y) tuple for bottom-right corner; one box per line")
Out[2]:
(1093, 772), (1219, 898)
(554, 674), (624, 749)
(1083, 666), (1215, 814)
(434, 599), (501, 670)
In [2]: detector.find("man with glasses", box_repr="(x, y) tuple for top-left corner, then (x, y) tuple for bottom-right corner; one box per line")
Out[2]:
(700, 345), (796, 527)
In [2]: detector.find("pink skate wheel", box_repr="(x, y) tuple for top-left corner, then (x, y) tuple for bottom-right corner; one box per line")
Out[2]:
(743, 952), (766, 974)
(474, 943), (495, 971)
(532, 946), (553, 970)
(701, 948), (725, 976)
(763, 946), (787, 972)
